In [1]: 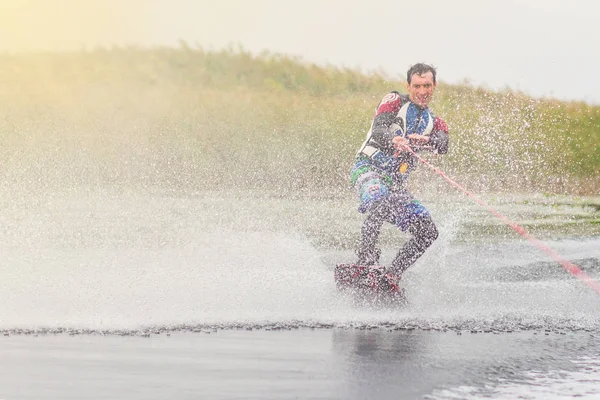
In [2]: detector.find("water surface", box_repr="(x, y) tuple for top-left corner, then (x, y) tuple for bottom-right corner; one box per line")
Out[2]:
(1, 189), (599, 399)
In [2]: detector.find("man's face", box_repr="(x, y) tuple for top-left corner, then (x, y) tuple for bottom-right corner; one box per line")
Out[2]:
(407, 71), (436, 107)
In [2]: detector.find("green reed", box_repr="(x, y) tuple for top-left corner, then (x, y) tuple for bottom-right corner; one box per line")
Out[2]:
(0, 44), (598, 196)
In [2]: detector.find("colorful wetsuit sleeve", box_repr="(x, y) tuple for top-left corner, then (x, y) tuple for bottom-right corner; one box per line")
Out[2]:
(369, 92), (403, 155)
(429, 116), (449, 154)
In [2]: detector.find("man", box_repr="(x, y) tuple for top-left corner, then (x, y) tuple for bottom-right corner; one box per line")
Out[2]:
(350, 63), (449, 281)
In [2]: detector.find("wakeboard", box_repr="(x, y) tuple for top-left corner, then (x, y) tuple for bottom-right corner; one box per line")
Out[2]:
(334, 263), (407, 306)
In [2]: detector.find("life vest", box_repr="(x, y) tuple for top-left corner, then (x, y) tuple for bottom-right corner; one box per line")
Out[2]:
(396, 101), (434, 137)
(357, 101), (434, 170)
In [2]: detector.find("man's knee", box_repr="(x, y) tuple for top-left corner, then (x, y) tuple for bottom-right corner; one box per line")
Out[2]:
(408, 215), (438, 247)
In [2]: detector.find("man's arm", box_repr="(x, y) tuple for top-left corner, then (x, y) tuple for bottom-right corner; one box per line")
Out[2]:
(368, 92), (403, 154)
(429, 117), (449, 154)
(394, 116), (449, 153)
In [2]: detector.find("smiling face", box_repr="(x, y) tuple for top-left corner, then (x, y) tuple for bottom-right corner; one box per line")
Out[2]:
(407, 71), (437, 108)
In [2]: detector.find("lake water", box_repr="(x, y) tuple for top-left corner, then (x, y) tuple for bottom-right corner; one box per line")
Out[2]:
(1, 189), (599, 399)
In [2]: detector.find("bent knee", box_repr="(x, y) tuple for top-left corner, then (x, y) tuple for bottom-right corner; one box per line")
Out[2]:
(426, 223), (439, 244)
(410, 216), (438, 246)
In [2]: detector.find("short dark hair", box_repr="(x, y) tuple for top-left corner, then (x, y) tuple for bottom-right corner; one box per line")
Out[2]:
(407, 63), (437, 84)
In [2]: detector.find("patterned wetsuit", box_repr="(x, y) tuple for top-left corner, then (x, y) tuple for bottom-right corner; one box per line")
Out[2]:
(350, 92), (449, 273)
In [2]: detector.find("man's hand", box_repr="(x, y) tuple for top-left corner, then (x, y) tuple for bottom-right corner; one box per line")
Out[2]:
(392, 136), (411, 152)
(393, 134), (431, 152)
(406, 134), (430, 146)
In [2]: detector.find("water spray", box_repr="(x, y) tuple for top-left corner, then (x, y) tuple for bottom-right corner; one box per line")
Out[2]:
(406, 148), (600, 295)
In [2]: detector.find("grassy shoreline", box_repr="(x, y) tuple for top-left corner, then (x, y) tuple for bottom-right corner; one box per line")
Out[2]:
(1, 46), (598, 195)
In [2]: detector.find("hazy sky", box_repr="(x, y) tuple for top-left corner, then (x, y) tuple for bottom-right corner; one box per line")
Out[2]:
(1, 0), (599, 104)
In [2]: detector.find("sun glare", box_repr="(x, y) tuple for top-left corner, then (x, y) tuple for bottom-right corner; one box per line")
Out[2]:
(0, 0), (148, 52)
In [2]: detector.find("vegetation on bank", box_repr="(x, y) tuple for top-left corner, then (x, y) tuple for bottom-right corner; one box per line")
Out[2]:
(0, 44), (598, 195)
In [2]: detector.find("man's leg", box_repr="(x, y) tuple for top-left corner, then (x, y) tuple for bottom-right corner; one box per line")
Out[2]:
(389, 214), (438, 275)
(356, 199), (398, 266)
(351, 160), (392, 266)
(385, 193), (439, 275)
